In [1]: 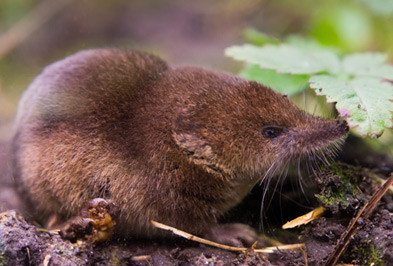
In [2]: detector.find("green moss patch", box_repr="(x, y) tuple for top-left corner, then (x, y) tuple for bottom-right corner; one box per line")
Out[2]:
(315, 162), (363, 211)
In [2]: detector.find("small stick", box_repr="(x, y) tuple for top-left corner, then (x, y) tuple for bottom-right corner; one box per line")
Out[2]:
(151, 220), (304, 254)
(324, 174), (393, 266)
(368, 172), (393, 193)
(302, 246), (309, 266)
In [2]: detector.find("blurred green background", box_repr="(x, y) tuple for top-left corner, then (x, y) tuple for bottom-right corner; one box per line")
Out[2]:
(0, 0), (392, 141)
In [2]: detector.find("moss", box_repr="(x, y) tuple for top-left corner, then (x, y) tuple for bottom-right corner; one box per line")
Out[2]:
(365, 245), (384, 266)
(315, 162), (362, 209)
(344, 243), (383, 265)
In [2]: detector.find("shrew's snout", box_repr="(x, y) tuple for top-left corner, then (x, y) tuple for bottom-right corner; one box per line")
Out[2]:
(314, 118), (349, 141)
(289, 117), (349, 151)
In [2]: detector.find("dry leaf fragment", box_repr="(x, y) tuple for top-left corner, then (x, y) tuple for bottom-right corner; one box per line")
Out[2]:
(282, 206), (326, 229)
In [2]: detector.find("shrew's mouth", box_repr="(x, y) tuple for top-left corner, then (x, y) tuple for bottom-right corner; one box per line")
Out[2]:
(258, 137), (346, 214)
(262, 136), (346, 184)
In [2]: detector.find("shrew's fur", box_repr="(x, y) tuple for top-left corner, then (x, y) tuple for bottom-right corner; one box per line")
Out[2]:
(12, 49), (348, 240)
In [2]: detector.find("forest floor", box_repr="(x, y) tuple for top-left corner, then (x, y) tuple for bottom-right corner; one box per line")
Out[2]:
(1, 137), (393, 265)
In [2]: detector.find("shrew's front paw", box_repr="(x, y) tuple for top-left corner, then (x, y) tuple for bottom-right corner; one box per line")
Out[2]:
(204, 223), (258, 247)
(59, 198), (119, 243)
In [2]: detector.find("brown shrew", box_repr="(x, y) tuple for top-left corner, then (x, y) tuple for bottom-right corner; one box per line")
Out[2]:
(11, 49), (348, 245)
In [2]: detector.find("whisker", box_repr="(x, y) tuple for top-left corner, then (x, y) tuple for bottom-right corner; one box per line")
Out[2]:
(297, 157), (308, 199)
(312, 101), (318, 116)
(259, 153), (291, 231)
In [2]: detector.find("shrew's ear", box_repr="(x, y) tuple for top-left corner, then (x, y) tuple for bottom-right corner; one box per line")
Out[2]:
(172, 132), (214, 159)
(172, 108), (214, 160)
(172, 109), (231, 177)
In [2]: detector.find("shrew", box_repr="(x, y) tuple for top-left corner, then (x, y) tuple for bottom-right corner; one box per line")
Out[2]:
(11, 49), (348, 245)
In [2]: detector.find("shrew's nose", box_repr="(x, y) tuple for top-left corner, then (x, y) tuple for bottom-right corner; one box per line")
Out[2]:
(336, 119), (349, 133)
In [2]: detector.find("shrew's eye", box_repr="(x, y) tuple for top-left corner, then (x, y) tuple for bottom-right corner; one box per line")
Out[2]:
(262, 125), (284, 139)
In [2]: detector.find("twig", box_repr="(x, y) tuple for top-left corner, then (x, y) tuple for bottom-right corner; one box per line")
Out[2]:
(368, 172), (393, 194)
(151, 220), (304, 254)
(324, 173), (393, 266)
(302, 246), (309, 266)
(0, 0), (74, 59)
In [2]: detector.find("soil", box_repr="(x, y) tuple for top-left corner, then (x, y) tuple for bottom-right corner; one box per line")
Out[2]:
(1, 138), (393, 265)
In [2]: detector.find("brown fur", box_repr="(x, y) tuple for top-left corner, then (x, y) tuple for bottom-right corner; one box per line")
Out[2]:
(12, 49), (348, 239)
